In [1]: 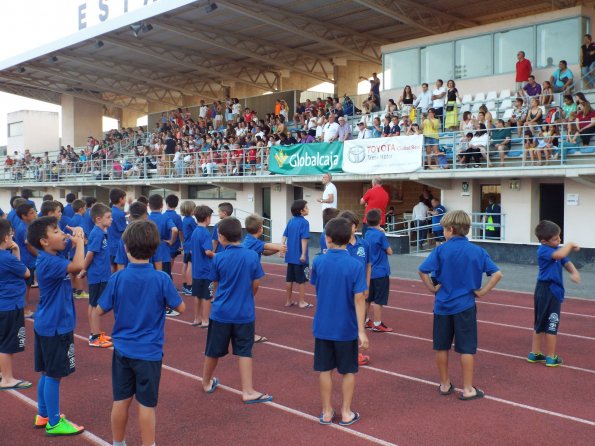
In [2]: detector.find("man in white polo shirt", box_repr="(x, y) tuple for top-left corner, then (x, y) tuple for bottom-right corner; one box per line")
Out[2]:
(431, 79), (446, 130)
(318, 173), (337, 210)
(322, 115), (340, 142)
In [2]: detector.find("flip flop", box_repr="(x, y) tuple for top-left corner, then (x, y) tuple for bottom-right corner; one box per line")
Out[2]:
(244, 393), (273, 404)
(0, 380), (32, 390)
(191, 322), (201, 327)
(284, 301), (297, 307)
(205, 377), (219, 394)
(319, 410), (335, 425)
(438, 383), (454, 396)
(199, 323), (209, 329)
(299, 303), (314, 309)
(338, 411), (360, 426)
(254, 335), (268, 343)
(459, 387), (484, 401)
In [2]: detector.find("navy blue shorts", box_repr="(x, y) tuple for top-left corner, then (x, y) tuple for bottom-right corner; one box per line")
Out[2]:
(169, 249), (181, 259)
(433, 230), (445, 242)
(205, 319), (255, 358)
(192, 279), (212, 300)
(34, 331), (76, 378)
(161, 262), (172, 278)
(0, 308), (26, 354)
(286, 263), (309, 284)
(110, 255), (116, 265)
(183, 253), (192, 264)
(89, 282), (107, 307)
(534, 281), (562, 335)
(112, 349), (162, 408)
(314, 338), (358, 374)
(25, 267), (35, 287)
(368, 276), (389, 305)
(433, 305), (477, 354)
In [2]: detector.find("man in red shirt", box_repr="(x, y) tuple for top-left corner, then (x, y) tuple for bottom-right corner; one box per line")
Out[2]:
(516, 51), (532, 95)
(360, 177), (390, 236)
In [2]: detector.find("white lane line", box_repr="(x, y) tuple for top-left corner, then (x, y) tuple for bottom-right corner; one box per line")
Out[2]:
(5, 390), (111, 446)
(259, 286), (595, 341)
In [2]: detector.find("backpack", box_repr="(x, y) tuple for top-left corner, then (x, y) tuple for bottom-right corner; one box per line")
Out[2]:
(544, 107), (560, 124)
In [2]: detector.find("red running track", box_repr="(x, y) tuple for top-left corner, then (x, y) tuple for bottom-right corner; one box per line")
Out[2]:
(1, 261), (594, 446)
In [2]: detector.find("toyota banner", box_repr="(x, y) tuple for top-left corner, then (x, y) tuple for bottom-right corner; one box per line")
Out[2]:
(342, 135), (424, 174)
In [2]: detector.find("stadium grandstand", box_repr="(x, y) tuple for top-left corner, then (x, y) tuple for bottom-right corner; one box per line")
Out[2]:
(1, 0), (594, 264)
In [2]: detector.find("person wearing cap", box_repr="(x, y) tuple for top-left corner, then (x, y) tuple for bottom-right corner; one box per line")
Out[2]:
(357, 122), (372, 139)
(337, 117), (352, 142)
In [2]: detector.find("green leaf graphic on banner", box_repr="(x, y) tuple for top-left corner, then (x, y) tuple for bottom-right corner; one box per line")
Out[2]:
(269, 142), (344, 175)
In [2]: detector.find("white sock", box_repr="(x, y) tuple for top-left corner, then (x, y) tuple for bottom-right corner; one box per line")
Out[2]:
(113, 441), (126, 446)
(374, 321), (381, 326)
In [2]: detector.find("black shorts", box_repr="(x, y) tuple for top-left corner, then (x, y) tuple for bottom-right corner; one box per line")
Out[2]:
(286, 263), (309, 284)
(192, 279), (212, 300)
(433, 305), (477, 354)
(25, 267), (35, 287)
(169, 249), (181, 259)
(205, 319), (255, 358)
(183, 253), (192, 264)
(534, 281), (562, 335)
(110, 255), (116, 265)
(314, 338), (358, 375)
(161, 262), (172, 277)
(89, 282), (107, 307)
(0, 308), (26, 354)
(433, 231), (445, 242)
(368, 276), (389, 305)
(112, 349), (162, 408)
(34, 331), (76, 378)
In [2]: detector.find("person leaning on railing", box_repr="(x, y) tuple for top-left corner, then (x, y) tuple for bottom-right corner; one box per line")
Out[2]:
(575, 97), (595, 146)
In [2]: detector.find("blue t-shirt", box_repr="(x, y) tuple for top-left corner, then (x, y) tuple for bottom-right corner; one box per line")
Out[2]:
(364, 227), (391, 279)
(107, 206), (127, 257)
(149, 211), (175, 262)
(191, 226), (213, 279)
(311, 249), (367, 341)
(87, 225), (111, 284)
(15, 219), (36, 269)
(164, 210), (183, 253)
(182, 216), (197, 253)
(98, 263), (182, 361)
(419, 236), (500, 315)
(63, 204), (75, 218)
(212, 223), (224, 253)
(68, 214), (84, 257)
(211, 245), (264, 324)
(319, 230), (326, 254)
(114, 238), (157, 267)
(346, 236), (371, 271)
(432, 205), (447, 232)
(537, 244), (570, 302)
(82, 209), (94, 237)
(0, 207), (4, 218)
(58, 214), (71, 233)
(283, 215), (310, 265)
(7, 209), (18, 227)
(243, 234), (265, 259)
(0, 250), (27, 310)
(34, 251), (76, 336)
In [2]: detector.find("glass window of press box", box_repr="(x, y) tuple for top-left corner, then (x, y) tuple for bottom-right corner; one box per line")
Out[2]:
(382, 16), (587, 90)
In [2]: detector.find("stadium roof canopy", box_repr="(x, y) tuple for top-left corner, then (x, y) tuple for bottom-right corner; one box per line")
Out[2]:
(0, 0), (584, 113)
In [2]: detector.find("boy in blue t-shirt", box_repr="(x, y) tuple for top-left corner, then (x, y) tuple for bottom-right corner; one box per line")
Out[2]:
(164, 194), (183, 273)
(310, 217), (368, 426)
(27, 216), (86, 436)
(0, 219), (32, 390)
(115, 202), (161, 270)
(319, 208), (340, 254)
(15, 203), (38, 318)
(63, 193), (76, 219)
(80, 203), (113, 349)
(429, 198), (447, 244)
(202, 217), (271, 404)
(363, 209), (393, 333)
(180, 200), (197, 295)
(7, 195), (23, 226)
(419, 210), (502, 401)
(211, 202), (233, 254)
(70, 199), (89, 299)
(82, 196), (98, 239)
(107, 188), (127, 273)
(148, 194), (178, 279)
(96, 220), (184, 446)
(528, 220), (580, 367)
(191, 205), (215, 327)
(339, 211), (372, 366)
(282, 199), (312, 309)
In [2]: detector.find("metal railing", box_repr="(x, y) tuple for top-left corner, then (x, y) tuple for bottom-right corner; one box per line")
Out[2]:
(233, 208), (272, 242)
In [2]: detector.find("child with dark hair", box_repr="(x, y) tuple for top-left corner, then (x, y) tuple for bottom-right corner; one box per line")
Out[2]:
(82, 196), (98, 238)
(191, 205), (215, 327)
(70, 200), (89, 299)
(320, 207), (340, 254)
(282, 199), (312, 308)
(148, 194), (178, 281)
(63, 192), (77, 218)
(164, 194), (183, 274)
(363, 209), (393, 333)
(310, 217), (368, 425)
(80, 203), (113, 349)
(96, 220), (185, 446)
(202, 217), (272, 404)
(7, 195), (22, 226)
(211, 202), (234, 253)
(27, 216), (86, 436)
(0, 219), (32, 390)
(107, 188), (127, 272)
(528, 220), (580, 367)
(180, 201), (197, 295)
(15, 203), (38, 317)
(115, 202), (161, 271)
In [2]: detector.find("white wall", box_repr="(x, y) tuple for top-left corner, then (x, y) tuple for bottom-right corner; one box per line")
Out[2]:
(7, 110), (59, 155)
(564, 180), (595, 248)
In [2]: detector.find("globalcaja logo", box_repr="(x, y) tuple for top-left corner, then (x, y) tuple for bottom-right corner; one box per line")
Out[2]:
(274, 150), (289, 168)
(348, 144), (366, 163)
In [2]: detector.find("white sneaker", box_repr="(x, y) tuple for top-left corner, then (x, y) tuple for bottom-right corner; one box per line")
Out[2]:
(165, 308), (179, 317)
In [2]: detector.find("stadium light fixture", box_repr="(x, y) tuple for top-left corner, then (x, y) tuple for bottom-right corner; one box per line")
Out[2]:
(17, 67), (26, 73)
(130, 21), (154, 38)
(48, 56), (58, 63)
(94, 40), (105, 49)
(205, 2), (218, 13)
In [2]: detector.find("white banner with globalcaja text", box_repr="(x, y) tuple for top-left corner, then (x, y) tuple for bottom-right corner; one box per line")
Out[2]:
(342, 135), (424, 174)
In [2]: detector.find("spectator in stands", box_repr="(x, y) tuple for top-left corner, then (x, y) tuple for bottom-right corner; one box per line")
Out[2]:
(414, 83), (432, 117)
(550, 60), (574, 93)
(537, 125), (559, 164)
(409, 123), (422, 135)
(509, 97), (528, 136)
(388, 116), (401, 137)
(371, 117), (383, 138)
(522, 75), (542, 99)
(381, 116), (391, 137)
(460, 111), (475, 134)
(522, 130), (537, 166)
(422, 108), (440, 168)
(385, 99), (398, 115)
(444, 80), (460, 130)
(525, 97), (543, 133)
(515, 50), (532, 94)
(490, 119), (512, 167)
(399, 115), (413, 135)
(362, 92), (380, 113)
(460, 125), (489, 167)
(360, 73), (381, 107)
(322, 115), (340, 142)
(356, 122), (372, 139)
(398, 85), (416, 119)
(581, 34), (595, 89)
(431, 79), (447, 129)
(479, 105), (494, 129)
(575, 96), (595, 146)
(560, 94), (577, 123)
(336, 117), (351, 142)
(540, 81), (553, 106)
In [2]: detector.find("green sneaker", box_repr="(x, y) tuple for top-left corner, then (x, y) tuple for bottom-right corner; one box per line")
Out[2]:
(527, 352), (546, 363)
(545, 355), (563, 367)
(45, 418), (84, 436)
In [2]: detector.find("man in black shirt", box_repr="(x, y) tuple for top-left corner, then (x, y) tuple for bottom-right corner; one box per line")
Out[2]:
(581, 34), (595, 88)
(164, 132), (176, 177)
